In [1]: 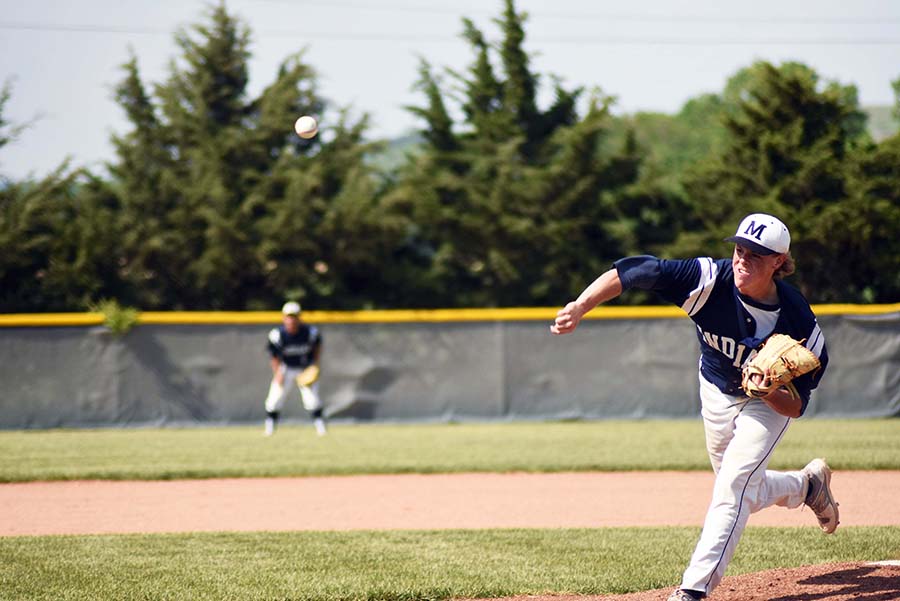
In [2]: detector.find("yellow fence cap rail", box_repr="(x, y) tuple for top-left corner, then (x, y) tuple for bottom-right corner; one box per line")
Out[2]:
(0, 303), (897, 327)
(0, 313), (105, 327)
(809, 303), (900, 316)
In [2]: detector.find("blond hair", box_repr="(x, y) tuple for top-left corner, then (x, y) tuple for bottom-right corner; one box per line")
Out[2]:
(774, 252), (795, 279)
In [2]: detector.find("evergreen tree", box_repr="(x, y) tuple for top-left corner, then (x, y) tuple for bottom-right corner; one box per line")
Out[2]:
(530, 95), (640, 303)
(155, 4), (259, 309)
(670, 63), (868, 282)
(1, 82), (123, 311)
(108, 54), (186, 308)
(106, 2), (392, 310)
(0, 80), (27, 163)
(457, 20), (505, 143)
(390, 0), (640, 307)
(255, 112), (407, 309)
(803, 76), (900, 302)
(0, 167), (128, 311)
(662, 61), (900, 302)
(0, 167), (77, 310)
(7, 4), (897, 311)
(409, 59), (461, 155)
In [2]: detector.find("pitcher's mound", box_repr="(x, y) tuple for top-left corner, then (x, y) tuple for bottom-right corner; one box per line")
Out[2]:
(473, 561), (900, 601)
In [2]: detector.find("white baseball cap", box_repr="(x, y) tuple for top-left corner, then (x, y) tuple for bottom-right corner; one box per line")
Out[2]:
(724, 213), (791, 255)
(281, 301), (301, 316)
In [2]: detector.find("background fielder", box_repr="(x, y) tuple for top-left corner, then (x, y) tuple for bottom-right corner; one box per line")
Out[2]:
(264, 301), (326, 436)
(552, 213), (837, 601)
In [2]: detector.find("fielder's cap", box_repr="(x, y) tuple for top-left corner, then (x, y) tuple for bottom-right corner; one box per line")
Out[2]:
(281, 301), (301, 316)
(724, 213), (791, 255)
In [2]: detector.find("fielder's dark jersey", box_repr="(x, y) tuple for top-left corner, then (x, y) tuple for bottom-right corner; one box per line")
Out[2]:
(267, 324), (321, 369)
(614, 255), (828, 415)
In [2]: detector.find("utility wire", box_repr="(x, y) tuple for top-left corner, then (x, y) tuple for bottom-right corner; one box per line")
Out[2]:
(2, 21), (899, 45)
(248, 0), (900, 24)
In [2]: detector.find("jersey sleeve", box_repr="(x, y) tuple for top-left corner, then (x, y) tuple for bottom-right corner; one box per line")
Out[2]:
(614, 255), (717, 310)
(771, 283), (830, 415)
(266, 328), (282, 357)
(789, 320), (829, 414)
(310, 326), (322, 357)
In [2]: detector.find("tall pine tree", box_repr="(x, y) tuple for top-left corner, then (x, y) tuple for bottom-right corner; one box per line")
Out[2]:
(388, 0), (641, 307)
(108, 2), (395, 310)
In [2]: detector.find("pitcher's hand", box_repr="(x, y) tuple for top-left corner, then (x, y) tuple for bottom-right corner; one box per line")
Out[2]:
(550, 302), (584, 335)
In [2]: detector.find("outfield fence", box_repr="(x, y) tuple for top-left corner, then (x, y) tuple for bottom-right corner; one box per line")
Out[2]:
(0, 305), (897, 429)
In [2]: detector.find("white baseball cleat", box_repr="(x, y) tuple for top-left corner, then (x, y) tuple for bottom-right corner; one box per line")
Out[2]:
(803, 458), (840, 534)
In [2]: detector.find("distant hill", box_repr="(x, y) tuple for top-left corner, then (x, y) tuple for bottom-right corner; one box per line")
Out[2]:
(863, 105), (898, 141)
(370, 105), (897, 173)
(365, 132), (423, 172)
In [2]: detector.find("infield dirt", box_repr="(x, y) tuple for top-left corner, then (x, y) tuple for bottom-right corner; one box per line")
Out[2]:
(2, 470), (899, 536)
(3, 471), (899, 600)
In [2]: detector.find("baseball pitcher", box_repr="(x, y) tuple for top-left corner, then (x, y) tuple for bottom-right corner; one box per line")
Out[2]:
(552, 213), (835, 601)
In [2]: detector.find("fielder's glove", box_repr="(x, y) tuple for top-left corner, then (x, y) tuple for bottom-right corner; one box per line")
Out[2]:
(741, 333), (821, 400)
(296, 364), (320, 387)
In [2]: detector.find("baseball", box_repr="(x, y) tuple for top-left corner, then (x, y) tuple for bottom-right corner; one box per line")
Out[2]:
(294, 115), (318, 139)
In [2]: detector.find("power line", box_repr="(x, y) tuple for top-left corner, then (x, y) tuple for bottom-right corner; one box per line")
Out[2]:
(250, 0), (900, 24)
(0, 21), (166, 36)
(2, 21), (899, 45)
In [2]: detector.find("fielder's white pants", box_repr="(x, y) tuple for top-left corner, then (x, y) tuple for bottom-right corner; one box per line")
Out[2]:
(264, 365), (322, 414)
(680, 374), (807, 596)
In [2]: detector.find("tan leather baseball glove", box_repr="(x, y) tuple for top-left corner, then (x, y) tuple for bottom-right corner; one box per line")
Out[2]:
(741, 333), (821, 399)
(296, 364), (320, 387)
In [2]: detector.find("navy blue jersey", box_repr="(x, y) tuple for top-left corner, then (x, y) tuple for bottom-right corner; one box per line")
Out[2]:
(267, 324), (321, 369)
(614, 255), (828, 414)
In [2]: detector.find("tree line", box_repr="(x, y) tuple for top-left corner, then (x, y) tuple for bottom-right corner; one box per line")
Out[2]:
(1, 0), (898, 312)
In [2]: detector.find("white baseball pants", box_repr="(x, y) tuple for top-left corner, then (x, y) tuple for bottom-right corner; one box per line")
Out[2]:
(264, 365), (322, 413)
(680, 374), (808, 596)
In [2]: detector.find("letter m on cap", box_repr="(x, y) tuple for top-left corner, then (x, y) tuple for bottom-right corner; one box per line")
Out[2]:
(744, 220), (767, 240)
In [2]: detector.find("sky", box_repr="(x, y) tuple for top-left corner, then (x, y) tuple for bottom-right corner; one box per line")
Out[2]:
(1, 0), (898, 180)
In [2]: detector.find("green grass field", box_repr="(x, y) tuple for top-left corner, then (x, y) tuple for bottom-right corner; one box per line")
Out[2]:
(2, 527), (899, 600)
(2, 419), (899, 599)
(2, 419), (899, 482)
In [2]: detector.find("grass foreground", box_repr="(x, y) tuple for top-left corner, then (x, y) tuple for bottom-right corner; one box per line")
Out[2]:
(1, 527), (899, 601)
(2, 420), (899, 600)
(1, 419), (899, 482)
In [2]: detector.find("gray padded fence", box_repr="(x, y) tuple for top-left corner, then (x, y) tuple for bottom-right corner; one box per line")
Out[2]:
(0, 312), (897, 429)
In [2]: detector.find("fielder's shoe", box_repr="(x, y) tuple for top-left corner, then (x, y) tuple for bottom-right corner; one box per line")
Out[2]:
(803, 458), (840, 534)
(667, 589), (703, 601)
